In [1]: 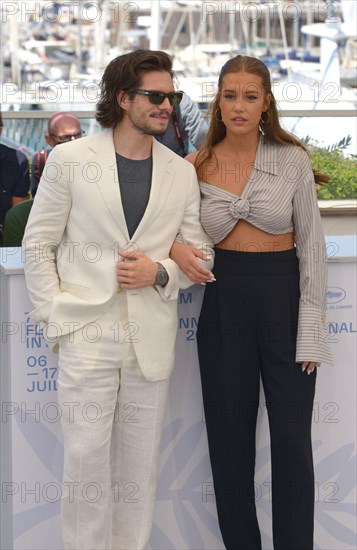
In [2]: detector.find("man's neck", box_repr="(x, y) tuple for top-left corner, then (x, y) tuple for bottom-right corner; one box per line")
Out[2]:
(113, 123), (153, 160)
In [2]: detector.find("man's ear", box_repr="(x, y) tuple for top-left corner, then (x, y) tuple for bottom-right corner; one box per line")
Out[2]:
(45, 134), (56, 147)
(117, 90), (129, 110)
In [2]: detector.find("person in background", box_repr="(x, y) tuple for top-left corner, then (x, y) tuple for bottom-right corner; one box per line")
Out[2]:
(171, 55), (333, 550)
(23, 49), (214, 550)
(2, 112), (84, 246)
(0, 111), (30, 245)
(4, 98), (205, 246)
(156, 92), (208, 156)
(2, 198), (34, 247)
(30, 111), (83, 197)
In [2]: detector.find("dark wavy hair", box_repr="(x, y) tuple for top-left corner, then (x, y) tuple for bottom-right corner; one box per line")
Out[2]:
(96, 50), (174, 129)
(196, 55), (328, 185)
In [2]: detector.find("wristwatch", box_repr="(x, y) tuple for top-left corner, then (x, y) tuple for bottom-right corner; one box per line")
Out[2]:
(155, 262), (169, 287)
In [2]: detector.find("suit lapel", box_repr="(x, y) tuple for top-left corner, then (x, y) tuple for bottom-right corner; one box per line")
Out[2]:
(131, 139), (174, 241)
(91, 133), (174, 243)
(91, 129), (130, 241)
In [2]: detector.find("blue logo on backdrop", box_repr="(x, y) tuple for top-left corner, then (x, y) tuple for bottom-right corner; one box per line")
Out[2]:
(326, 287), (346, 304)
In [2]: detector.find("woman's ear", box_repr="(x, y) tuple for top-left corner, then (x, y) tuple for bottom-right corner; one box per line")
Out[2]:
(263, 93), (272, 112)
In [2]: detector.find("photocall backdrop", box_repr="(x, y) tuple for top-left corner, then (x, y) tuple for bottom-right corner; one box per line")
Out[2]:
(0, 239), (356, 550)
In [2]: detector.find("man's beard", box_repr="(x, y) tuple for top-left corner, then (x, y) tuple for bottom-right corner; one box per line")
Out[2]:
(127, 111), (170, 136)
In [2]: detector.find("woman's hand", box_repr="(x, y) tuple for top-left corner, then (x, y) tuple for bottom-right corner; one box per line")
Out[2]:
(301, 361), (319, 375)
(170, 242), (215, 284)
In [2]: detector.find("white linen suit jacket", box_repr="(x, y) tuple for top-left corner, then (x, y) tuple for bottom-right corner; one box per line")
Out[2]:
(23, 129), (214, 381)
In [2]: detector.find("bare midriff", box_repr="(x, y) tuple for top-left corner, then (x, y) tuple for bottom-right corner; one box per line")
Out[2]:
(216, 219), (295, 252)
(200, 154), (295, 253)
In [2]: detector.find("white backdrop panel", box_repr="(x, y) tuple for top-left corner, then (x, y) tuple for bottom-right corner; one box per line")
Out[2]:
(0, 249), (355, 550)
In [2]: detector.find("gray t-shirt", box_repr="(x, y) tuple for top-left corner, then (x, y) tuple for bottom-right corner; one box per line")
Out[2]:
(116, 153), (152, 238)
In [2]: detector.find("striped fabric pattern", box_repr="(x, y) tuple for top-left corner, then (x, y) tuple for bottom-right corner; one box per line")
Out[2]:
(199, 136), (333, 365)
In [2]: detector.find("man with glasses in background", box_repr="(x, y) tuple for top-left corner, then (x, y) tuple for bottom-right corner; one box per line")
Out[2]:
(23, 50), (214, 549)
(2, 112), (84, 246)
(30, 111), (83, 197)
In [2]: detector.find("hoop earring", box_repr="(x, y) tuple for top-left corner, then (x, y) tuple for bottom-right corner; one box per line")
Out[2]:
(260, 110), (270, 125)
(214, 108), (223, 122)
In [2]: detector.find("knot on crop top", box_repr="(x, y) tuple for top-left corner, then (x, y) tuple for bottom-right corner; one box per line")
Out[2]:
(229, 197), (250, 220)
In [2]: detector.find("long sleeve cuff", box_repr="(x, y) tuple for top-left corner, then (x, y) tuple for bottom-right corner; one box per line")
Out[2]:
(154, 258), (192, 302)
(296, 304), (334, 365)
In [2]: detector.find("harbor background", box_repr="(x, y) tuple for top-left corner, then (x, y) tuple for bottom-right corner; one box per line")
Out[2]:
(0, 2), (356, 549)
(1, 0), (356, 227)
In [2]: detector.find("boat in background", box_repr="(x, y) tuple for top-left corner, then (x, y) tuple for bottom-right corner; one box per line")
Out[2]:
(0, 1), (355, 154)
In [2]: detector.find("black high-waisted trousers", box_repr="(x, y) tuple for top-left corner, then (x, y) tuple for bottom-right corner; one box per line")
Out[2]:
(197, 248), (316, 550)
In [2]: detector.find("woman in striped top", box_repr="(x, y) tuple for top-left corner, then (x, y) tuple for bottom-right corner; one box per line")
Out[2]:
(171, 55), (333, 549)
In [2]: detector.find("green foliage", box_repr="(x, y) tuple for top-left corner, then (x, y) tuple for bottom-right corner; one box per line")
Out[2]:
(303, 136), (357, 200)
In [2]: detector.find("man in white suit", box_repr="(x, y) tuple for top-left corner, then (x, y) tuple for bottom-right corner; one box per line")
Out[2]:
(23, 50), (214, 550)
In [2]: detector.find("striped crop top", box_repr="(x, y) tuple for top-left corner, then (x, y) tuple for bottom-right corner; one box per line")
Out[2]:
(198, 136), (333, 365)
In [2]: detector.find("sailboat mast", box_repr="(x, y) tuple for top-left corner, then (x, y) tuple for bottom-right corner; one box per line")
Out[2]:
(150, 0), (161, 50)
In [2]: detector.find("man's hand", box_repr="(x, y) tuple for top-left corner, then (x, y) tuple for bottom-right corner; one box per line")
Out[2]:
(116, 249), (158, 289)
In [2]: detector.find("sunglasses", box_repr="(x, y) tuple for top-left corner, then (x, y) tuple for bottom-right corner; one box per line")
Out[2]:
(49, 130), (85, 143)
(130, 89), (183, 106)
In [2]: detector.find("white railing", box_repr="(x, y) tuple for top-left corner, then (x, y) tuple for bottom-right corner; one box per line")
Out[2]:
(2, 108), (356, 155)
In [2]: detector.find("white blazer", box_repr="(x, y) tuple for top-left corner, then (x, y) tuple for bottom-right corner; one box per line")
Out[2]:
(23, 129), (214, 381)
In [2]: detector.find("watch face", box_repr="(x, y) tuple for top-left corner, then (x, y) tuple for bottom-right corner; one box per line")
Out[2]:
(156, 264), (168, 286)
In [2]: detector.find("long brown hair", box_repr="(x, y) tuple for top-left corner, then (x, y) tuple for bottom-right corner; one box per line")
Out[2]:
(96, 50), (174, 129)
(196, 55), (328, 185)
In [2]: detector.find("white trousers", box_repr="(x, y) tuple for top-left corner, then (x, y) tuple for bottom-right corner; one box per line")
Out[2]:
(57, 293), (169, 550)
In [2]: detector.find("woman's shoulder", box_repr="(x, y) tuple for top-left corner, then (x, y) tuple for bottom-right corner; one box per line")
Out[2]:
(269, 141), (313, 184)
(270, 136), (305, 153)
(272, 140), (310, 163)
(185, 150), (199, 165)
